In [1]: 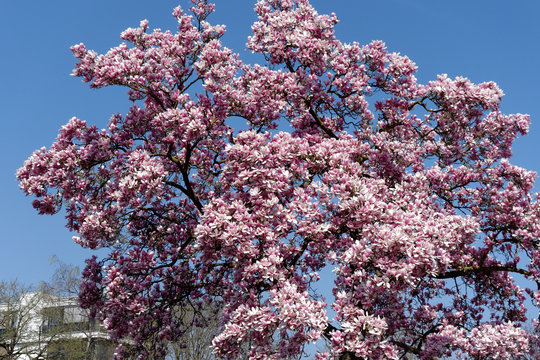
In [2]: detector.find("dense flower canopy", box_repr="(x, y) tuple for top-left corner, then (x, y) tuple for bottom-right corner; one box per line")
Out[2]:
(18, 0), (540, 359)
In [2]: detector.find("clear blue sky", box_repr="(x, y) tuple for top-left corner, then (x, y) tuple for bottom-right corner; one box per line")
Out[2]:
(1, 0), (539, 285)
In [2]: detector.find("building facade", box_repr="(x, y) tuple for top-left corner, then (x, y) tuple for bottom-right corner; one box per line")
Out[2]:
(0, 292), (116, 360)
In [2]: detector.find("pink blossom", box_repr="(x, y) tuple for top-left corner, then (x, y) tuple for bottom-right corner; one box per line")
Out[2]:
(18, 1), (540, 359)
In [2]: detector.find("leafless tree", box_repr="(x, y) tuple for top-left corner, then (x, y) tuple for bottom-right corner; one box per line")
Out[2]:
(0, 280), (73, 359)
(0, 260), (110, 360)
(166, 304), (220, 360)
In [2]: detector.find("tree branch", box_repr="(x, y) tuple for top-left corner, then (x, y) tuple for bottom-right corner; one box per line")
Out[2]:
(435, 265), (531, 279)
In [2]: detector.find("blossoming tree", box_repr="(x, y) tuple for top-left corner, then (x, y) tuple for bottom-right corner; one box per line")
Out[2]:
(18, 0), (540, 358)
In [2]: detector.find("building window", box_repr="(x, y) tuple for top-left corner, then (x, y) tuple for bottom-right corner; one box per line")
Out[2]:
(41, 307), (65, 335)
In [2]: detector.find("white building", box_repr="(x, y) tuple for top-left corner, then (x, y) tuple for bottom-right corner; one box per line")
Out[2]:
(0, 292), (116, 359)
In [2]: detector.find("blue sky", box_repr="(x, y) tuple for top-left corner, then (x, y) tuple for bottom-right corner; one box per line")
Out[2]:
(1, 0), (539, 286)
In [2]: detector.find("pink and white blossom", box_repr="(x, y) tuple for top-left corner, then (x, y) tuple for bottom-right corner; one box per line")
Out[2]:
(18, 1), (540, 359)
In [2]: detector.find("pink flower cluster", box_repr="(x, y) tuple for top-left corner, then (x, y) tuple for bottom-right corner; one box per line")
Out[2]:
(18, 0), (540, 359)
